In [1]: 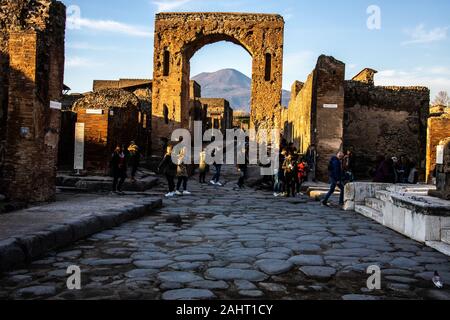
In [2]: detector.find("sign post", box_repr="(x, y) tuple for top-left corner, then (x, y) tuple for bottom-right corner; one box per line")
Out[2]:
(74, 123), (85, 173)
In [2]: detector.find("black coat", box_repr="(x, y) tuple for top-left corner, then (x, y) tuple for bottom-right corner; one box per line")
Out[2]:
(158, 154), (177, 176)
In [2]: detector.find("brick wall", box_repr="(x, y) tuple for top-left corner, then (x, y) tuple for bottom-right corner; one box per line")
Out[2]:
(0, 0), (66, 202)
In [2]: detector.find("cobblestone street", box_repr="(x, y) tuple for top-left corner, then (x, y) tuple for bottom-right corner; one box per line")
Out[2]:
(1, 167), (450, 300)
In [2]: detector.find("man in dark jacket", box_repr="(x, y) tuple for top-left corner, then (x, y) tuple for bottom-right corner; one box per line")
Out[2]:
(111, 145), (127, 193)
(322, 151), (345, 207)
(158, 144), (177, 197)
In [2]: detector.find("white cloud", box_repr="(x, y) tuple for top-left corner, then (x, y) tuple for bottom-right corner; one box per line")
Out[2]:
(66, 42), (117, 51)
(65, 57), (101, 68)
(402, 24), (448, 45)
(377, 67), (450, 99)
(67, 16), (153, 38)
(153, 0), (192, 12)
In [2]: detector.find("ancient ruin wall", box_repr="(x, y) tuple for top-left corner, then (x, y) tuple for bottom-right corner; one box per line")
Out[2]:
(0, 0), (66, 201)
(344, 82), (430, 179)
(314, 56), (346, 181)
(152, 12), (284, 153)
(427, 108), (450, 183)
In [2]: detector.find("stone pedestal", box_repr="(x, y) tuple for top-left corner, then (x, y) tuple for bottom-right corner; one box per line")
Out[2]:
(429, 138), (450, 200)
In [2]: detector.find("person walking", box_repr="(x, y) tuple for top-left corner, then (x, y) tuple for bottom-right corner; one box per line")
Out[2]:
(176, 147), (190, 195)
(111, 145), (127, 194)
(322, 151), (345, 207)
(210, 146), (223, 186)
(127, 141), (140, 182)
(198, 150), (208, 184)
(237, 144), (249, 189)
(158, 144), (177, 198)
(283, 152), (295, 197)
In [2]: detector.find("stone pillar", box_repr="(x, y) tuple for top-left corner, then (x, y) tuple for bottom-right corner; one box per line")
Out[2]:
(429, 138), (450, 200)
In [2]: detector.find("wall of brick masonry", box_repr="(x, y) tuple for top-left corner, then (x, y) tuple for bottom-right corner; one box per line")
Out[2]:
(72, 89), (141, 174)
(344, 82), (430, 179)
(426, 107), (450, 183)
(0, 0), (66, 201)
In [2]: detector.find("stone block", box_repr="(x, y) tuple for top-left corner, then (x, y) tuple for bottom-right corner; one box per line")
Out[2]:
(0, 238), (26, 271)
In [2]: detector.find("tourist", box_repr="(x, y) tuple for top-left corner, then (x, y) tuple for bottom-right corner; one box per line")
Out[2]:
(237, 143), (249, 189)
(322, 151), (345, 207)
(306, 145), (317, 182)
(274, 149), (286, 197)
(111, 145), (127, 194)
(296, 156), (309, 194)
(343, 150), (355, 183)
(158, 144), (177, 198)
(198, 150), (208, 184)
(127, 141), (140, 183)
(176, 147), (190, 195)
(210, 145), (223, 186)
(407, 162), (419, 184)
(283, 152), (296, 197)
(374, 157), (396, 183)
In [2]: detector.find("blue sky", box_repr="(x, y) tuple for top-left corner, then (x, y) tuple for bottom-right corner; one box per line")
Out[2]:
(63, 0), (450, 99)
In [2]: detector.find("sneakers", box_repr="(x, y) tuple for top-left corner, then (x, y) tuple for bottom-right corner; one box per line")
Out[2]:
(210, 180), (216, 185)
(175, 191), (183, 196)
(273, 192), (279, 197)
(183, 191), (191, 195)
(215, 182), (223, 187)
(165, 192), (175, 198)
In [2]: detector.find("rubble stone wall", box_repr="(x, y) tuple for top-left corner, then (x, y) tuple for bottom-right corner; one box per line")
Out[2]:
(344, 82), (430, 179)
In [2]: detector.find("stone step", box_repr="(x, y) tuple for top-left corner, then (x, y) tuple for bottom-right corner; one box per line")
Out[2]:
(355, 205), (383, 224)
(365, 198), (385, 212)
(375, 190), (391, 202)
(426, 241), (450, 257)
(442, 229), (450, 245)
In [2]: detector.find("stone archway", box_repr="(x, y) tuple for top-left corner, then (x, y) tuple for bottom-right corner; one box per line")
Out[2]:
(152, 12), (284, 152)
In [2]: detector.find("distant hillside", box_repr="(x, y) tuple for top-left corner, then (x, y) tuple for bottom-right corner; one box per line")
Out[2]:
(192, 69), (291, 112)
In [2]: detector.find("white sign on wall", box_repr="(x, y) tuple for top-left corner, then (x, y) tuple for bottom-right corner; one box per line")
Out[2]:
(74, 123), (85, 170)
(50, 101), (62, 110)
(86, 109), (104, 115)
(323, 104), (338, 109)
(436, 145), (444, 165)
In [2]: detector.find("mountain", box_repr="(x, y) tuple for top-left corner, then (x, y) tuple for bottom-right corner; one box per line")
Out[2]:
(192, 69), (291, 112)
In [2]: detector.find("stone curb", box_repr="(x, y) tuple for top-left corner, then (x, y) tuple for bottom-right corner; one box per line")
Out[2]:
(0, 198), (163, 273)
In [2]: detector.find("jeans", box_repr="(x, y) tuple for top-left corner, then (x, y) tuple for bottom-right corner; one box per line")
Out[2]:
(112, 170), (126, 192)
(166, 174), (175, 192)
(212, 164), (222, 183)
(177, 176), (188, 191)
(323, 178), (344, 205)
(238, 167), (248, 188)
(199, 171), (206, 183)
(274, 174), (283, 193)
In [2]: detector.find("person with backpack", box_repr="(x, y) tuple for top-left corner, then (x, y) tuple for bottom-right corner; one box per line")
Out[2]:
(283, 152), (296, 197)
(158, 144), (177, 198)
(322, 151), (345, 207)
(176, 146), (191, 195)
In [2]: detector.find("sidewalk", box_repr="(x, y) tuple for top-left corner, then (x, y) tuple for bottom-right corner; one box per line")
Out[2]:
(0, 192), (162, 272)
